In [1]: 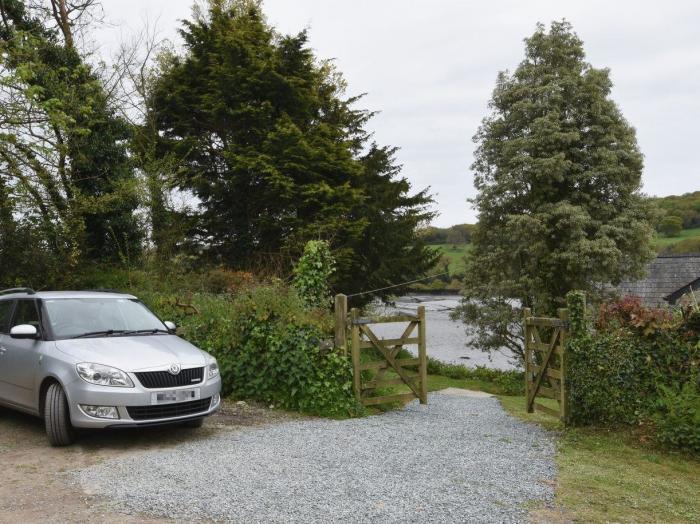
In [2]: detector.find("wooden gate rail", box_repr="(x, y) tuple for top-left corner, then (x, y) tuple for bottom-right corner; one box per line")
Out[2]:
(334, 294), (427, 407)
(523, 307), (569, 423)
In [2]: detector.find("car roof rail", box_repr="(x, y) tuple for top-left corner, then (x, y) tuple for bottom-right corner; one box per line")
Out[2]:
(89, 288), (124, 294)
(0, 287), (36, 296)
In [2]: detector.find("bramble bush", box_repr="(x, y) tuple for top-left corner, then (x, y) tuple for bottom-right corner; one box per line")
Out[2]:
(566, 291), (700, 453)
(140, 284), (363, 418)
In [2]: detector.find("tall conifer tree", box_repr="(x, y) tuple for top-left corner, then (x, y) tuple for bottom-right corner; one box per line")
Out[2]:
(152, 0), (436, 296)
(456, 21), (655, 358)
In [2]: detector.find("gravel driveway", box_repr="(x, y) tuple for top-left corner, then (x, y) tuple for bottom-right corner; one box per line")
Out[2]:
(76, 392), (556, 523)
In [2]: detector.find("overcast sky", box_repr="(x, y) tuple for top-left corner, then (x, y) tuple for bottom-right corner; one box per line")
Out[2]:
(97, 0), (700, 227)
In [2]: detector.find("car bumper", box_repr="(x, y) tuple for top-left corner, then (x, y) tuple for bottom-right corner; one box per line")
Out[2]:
(65, 375), (222, 429)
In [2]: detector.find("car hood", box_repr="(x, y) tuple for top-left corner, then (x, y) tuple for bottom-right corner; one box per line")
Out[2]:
(54, 335), (208, 372)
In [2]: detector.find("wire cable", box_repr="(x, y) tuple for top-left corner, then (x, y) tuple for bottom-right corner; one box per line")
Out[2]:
(345, 272), (452, 298)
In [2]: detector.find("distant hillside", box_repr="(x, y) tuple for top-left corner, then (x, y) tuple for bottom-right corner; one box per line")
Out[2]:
(419, 224), (474, 245)
(652, 191), (700, 229)
(652, 191), (700, 254)
(422, 197), (700, 261)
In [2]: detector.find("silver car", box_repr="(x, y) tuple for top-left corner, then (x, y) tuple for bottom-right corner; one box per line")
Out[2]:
(0, 288), (221, 446)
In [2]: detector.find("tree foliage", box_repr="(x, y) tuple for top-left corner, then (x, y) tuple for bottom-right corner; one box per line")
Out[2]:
(653, 191), (700, 230)
(150, 0), (437, 298)
(419, 223), (474, 244)
(0, 0), (141, 286)
(455, 21), (655, 358)
(659, 216), (683, 237)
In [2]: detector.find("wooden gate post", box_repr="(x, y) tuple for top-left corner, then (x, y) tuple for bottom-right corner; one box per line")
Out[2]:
(558, 308), (569, 424)
(523, 307), (533, 413)
(334, 294), (348, 353)
(350, 308), (362, 402)
(418, 305), (428, 404)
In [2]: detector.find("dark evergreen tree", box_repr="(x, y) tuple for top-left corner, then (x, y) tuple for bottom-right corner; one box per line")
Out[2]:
(152, 0), (436, 297)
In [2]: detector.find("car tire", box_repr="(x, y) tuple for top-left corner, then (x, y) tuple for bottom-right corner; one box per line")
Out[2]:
(44, 383), (76, 446)
(182, 417), (204, 428)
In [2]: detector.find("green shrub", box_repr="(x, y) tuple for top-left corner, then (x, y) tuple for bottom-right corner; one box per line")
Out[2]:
(140, 284), (362, 418)
(292, 240), (335, 309)
(658, 215), (683, 237)
(566, 291), (700, 453)
(652, 381), (700, 453)
(568, 332), (654, 425)
(426, 357), (524, 395)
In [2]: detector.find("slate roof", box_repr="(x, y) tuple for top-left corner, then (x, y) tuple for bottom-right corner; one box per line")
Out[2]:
(615, 254), (700, 307)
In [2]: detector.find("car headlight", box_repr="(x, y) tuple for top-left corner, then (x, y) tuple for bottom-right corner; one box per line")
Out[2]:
(76, 363), (134, 387)
(208, 359), (219, 379)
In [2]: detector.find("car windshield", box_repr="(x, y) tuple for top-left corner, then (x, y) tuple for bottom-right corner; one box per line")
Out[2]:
(43, 298), (167, 339)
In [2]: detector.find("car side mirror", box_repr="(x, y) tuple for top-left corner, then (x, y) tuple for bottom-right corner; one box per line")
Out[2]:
(164, 321), (176, 333)
(10, 324), (38, 339)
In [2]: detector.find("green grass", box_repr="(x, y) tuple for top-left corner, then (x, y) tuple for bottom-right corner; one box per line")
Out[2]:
(429, 243), (472, 273)
(499, 395), (700, 523)
(653, 226), (700, 248)
(363, 370), (521, 413)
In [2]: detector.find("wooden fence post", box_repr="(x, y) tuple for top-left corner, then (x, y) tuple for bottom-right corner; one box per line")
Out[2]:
(523, 307), (533, 413)
(558, 308), (569, 424)
(418, 305), (428, 405)
(334, 294), (348, 353)
(350, 308), (362, 403)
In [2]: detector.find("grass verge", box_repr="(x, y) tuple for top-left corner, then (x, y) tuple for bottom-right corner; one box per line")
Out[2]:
(653, 226), (700, 247)
(499, 395), (700, 523)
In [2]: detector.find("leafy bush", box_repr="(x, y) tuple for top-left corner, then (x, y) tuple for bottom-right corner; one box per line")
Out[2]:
(652, 381), (700, 453)
(568, 332), (655, 425)
(596, 295), (673, 334)
(567, 292), (700, 453)
(292, 240), (335, 309)
(197, 268), (255, 294)
(140, 284), (362, 418)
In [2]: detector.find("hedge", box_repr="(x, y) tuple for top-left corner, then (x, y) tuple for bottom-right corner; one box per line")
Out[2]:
(566, 291), (700, 453)
(139, 284), (363, 418)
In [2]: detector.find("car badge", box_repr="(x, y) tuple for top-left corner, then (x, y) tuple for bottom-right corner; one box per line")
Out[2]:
(168, 363), (181, 375)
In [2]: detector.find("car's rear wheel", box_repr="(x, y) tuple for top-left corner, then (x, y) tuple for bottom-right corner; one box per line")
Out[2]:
(44, 383), (76, 446)
(182, 417), (204, 428)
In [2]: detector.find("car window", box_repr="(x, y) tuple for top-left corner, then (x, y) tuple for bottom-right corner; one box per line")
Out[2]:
(0, 300), (13, 334)
(43, 298), (166, 339)
(11, 300), (40, 330)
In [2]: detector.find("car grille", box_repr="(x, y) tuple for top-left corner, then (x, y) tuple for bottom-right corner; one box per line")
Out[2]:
(134, 367), (204, 389)
(126, 397), (212, 421)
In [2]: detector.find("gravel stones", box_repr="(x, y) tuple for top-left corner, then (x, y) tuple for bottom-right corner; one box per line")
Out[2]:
(76, 393), (556, 523)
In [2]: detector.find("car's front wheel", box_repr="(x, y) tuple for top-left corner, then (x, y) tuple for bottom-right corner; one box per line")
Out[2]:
(44, 383), (76, 446)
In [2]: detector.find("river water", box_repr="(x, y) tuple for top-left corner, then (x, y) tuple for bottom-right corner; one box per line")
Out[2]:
(370, 294), (516, 370)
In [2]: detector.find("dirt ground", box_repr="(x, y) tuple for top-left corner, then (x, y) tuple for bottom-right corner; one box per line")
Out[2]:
(0, 400), (301, 524)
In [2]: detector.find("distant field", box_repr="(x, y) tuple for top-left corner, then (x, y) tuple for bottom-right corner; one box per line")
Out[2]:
(654, 226), (700, 250)
(429, 228), (700, 272)
(429, 243), (472, 273)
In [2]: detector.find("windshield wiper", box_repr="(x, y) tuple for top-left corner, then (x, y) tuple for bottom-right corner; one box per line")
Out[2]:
(124, 328), (171, 336)
(73, 329), (130, 339)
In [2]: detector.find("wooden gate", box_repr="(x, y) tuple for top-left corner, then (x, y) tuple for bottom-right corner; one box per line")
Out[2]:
(523, 308), (569, 422)
(344, 303), (428, 407)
